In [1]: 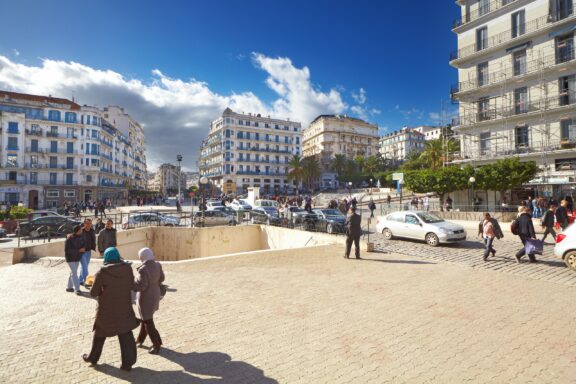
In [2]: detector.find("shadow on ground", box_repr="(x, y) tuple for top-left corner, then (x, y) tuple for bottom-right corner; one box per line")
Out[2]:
(95, 349), (277, 383)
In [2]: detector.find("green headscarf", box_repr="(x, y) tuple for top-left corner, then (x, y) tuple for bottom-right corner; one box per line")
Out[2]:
(103, 247), (121, 265)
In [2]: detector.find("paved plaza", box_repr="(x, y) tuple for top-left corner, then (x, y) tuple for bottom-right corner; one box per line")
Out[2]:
(1, 235), (576, 383)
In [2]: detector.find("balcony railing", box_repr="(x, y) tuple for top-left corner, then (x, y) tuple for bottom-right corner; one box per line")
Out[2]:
(454, 91), (576, 127)
(452, 0), (518, 29)
(5, 146), (19, 151)
(25, 129), (43, 136)
(453, 138), (576, 162)
(450, 13), (574, 62)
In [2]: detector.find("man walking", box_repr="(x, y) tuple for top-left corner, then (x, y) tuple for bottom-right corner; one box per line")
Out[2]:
(480, 213), (502, 261)
(541, 204), (557, 243)
(97, 219), (117, 257)
(344, 206), (362, 259)
(515, 206), (538, 263)
(79, 218), (96, 286)
(368, 199), (376, 218)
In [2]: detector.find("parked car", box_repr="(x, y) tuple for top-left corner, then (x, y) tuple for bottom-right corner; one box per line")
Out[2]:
(206, 200), (224, 210)
(0, 227), (7, 238)
(18, 216), (82, 237)
(122, 212), (180, 229)
(229, 199), (252, 211)
(554, 223), (576, 271)
(250, 207), (281, 225)
(27, 210), (63, 221)
(284, 206), (312, 226)
(193, 210), (236, 226)
(208, 206), (236, 215)
(312, 209), (347, 234)
(376, 211), (467, 246)
(254, 199), (278, 208)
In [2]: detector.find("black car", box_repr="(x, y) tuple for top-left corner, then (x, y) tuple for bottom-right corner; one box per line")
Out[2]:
(250, 207), (281, 225)
(18, 216), (82, 237)
(312, 209), (347, 234)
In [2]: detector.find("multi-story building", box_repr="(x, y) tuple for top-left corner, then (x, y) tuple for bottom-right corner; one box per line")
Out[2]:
(148, 163), (186, 195)
(302, 114), (380, 188)
(413, 125), (444, 141)
(451, 0), (576, 198)
(199, 108), (302, 194)
(379, 127), (426, 163)
(0, 90), (146, 208)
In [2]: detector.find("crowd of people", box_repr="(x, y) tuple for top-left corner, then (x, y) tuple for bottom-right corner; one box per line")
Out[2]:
(64, 217), (165, 371)
(63, 200), (113, 218)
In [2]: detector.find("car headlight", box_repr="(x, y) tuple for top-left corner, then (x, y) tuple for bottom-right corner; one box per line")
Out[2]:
(438, 228), (450, 234)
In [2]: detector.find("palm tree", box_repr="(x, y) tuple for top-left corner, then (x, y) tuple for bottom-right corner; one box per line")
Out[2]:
(331, 154), (347, 177)
(354, 155), (366, 173)
(287, 155), (304, 193)
(302, 156), (321, 190)
(419, 139), (444, 170)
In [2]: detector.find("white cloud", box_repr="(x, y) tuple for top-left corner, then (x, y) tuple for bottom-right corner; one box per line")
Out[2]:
(429, 112), (440, 121)
(351, 88), (367, 104)
(0, 54), (348, 170)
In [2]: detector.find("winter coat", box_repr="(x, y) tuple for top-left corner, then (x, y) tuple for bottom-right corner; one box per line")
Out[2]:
(345, 213), (362, 237)
(517, 212), (536, 238)
(541, 210), (555, 228)
(97, 228), (117, 254)
(65, 235), (85, 263)
(90, 262), (140, 338)
(556, 206), (569, 227)
(133, 260), (165, 321)
(83, 228), (96, 251)
(478, 218), (504, 239)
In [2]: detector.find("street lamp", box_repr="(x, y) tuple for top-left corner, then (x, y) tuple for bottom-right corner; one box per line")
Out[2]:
(176, 154), (182, 211)
(348, 181), (352, 197)
(469, 176), (476, 211)
(199, 176), (208, 227)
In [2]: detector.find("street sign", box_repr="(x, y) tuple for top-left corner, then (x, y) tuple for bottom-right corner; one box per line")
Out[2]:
(392, 172), (404, 181)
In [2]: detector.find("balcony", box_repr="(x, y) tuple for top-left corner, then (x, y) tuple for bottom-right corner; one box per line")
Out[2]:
(4, 163), (19, 168)
(452, 0), (518, 30)
(5, 146), (19, 151)
(454, 91), (576, 128)
(25, 128), (43, 136)
(450, 13), (575, 63)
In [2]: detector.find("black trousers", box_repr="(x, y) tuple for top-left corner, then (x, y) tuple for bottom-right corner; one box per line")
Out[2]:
(136, 318), (163, 348)
(345, 235), (360, 258)
(542, 226), (557, 242)
(87, 331), (137, 368)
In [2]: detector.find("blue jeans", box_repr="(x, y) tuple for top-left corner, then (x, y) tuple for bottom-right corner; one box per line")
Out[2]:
(79, 251), (92, 285)
(67, 261), (80, 291)
(483, 237), (495, 259)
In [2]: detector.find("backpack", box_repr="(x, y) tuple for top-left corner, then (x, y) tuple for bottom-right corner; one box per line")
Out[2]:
(510, 218), (520, 235)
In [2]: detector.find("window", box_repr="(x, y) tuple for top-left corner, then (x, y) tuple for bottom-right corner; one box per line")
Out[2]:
(515, 125), (529, 149)
(561, 119), (575, 140)
(50, 141), (58, 153)
(47, 189), (59, 198)
(550, 0), (573, 22)
(92, 130), (98, 139)
(480, 132), (491, 153)
(66, 157), (74, 169)
(67, 127), (75, 138)
(64, 190), (75, 197)
(476, 27), (488, 51)
(511, 10), (526, 38)
(513, 50), (527, 76)
(65, 112), (77, 123)
(7, 154), (17, 167)
(514, 87), (528, 114)
(477, 62), (489, 86)
(31, 139), (38, 152)
(50, 126), (58, 136)
(48, 110), (61, 122)
(556, 33), (574, 64)
(478, 0), (490, 16)
(49, 156), (58, 168)
(86, 175), (92, 182)
(67, 142), (74, 154)
(66, 173), (74, 185)
(30, 155), (38, 167)
(8, 122), (19, 133)
(7, 137), (18, 150)
(405, 215), (420, 225)
(559, 75), (576, 105)
(30, 172), (37, 184)
(478, 97), (491, 121)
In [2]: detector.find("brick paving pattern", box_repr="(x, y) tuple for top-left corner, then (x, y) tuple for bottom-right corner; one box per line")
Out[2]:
(0, 242), (575, 383)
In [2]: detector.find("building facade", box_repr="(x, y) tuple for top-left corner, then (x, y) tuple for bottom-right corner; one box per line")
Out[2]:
(412, 125), (444, 141)
(0, 91), (146, 208)
(199, 108), (302, 194)
(379, 127), (426, 163)
(451, 0), (576, 197)
(148, 163), (186, 195)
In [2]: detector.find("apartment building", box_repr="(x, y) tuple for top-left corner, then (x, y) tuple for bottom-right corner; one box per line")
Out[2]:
(451, 0), (576, 197)
(199, 108), (302, 194)
(0, 91), (146, 208)
(412, 125), (445, 140)
(148, 163), (186, 195)
(379, 127), (426, 163)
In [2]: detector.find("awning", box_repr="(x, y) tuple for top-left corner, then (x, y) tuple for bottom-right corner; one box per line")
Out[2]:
(506, 41), (531, 53)
(549, 23), (576, 38)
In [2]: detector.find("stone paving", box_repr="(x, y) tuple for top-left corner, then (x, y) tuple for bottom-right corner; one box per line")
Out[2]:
(0, 242), (575, 383)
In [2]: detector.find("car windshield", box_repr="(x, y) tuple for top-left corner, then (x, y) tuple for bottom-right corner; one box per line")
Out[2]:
(416, 212), (444, 223)
(239, 200), (249, 205)
(321, 209), (344, 216)
(208, 201), (223, 206)
(290, 207), (305, 212)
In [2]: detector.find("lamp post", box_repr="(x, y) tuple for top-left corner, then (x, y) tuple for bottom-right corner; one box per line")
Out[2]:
(199, 176), (208, 227)
(348, 181), (352, 197)
(176, 154), (182, 205)
(469, 176), (476, 211)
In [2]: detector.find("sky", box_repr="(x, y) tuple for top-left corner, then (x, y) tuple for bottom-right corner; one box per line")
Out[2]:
(0, 0), (460, 171)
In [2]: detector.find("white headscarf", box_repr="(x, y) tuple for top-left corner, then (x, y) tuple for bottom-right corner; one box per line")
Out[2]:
(138, 247), (155, 262)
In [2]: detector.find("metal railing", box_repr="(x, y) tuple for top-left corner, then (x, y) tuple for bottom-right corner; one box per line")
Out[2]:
(452, 137), (576, 161)
(452, 0), (518, 29)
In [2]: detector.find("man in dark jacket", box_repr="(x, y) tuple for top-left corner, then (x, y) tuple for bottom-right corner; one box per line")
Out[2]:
(541, 204), (557, 243)
(344, 206), (362, 259)
(556, 200), (569, 231)
(80, 219), (97, 286)
(65, 225), (86, 294)
(97, 219), (117, 257)
(515, 207), (538, 263)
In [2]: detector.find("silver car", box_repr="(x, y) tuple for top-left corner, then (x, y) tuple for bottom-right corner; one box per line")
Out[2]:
(376, 211), (467, 246)
(194, 210), (236, 226)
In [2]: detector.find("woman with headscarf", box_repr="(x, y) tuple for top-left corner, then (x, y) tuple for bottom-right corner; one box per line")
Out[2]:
(82, 247), (139, 371)
(133, 247), (165, 355)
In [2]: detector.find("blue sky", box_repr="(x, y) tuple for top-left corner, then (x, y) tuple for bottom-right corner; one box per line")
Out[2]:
(0, 0), (460, 169)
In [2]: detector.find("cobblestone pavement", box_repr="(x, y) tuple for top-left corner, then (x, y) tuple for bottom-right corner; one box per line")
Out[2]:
(373, 233), (576, 287)
(1, 244), (575, 383)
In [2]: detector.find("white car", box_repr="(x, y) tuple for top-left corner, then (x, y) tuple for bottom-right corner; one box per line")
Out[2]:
(229, 199), (252, 211)
(376, 211), (467, 247)
(554, 223), (576, 271)
(254, 199), (278, 208)
(205, 200), (223, 210)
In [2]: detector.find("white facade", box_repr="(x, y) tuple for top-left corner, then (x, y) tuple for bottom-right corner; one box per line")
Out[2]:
(199, 108), (302, 194)
(413, 125), (444, 140)
(148, 163), (186, 195)
(379, 127), (426, 163)
(451, 0), (576, 197)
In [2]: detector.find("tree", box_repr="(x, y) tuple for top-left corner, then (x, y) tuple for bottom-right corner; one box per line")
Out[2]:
(404, 166), (469, 210)
(331, 154), (347, 177)
(475, 158), (539, 195)
(364, 155), (380, 176)
(354, 155), (365, 173)
(302, 156), (321, 190)
(287, 155), (304, 193)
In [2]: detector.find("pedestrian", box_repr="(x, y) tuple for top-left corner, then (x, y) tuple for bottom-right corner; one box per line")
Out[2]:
(556, 200), (570, 231)
(423, 195), (430, 212)
(344, 206), (362, 259)
(411, 196), (418, 211)
(97, 219), (117, 257)
(65, 225), (86, 295)
(99, 202), (107, 218)
(514, 206), (538, 263)
(79, 218), (96, 287)
(94, 218), (105, 234)
(133, 248), (165, 355)
(368, 198), (376, 218)
(445, 196), (453, 211)
(541, 204), (557, 243)
(386, 194), (391, 208)
(480, 213), (501, 261)
(82, 247), (139, 371)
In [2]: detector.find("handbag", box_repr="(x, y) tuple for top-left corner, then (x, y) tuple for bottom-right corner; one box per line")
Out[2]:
(160, 283), (167, 297)
(525, 238), (543, 255)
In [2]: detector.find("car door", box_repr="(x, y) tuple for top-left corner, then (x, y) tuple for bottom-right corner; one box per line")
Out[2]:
(404, 214), (425, 239)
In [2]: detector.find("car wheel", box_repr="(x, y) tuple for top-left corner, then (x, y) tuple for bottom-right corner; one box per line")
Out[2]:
(229, 220), (236, 226)
(326, 223), (333, 234)
(382, 228), (393, 240)
(564, 250), (576, 271)
(425, 233), (440, 247)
